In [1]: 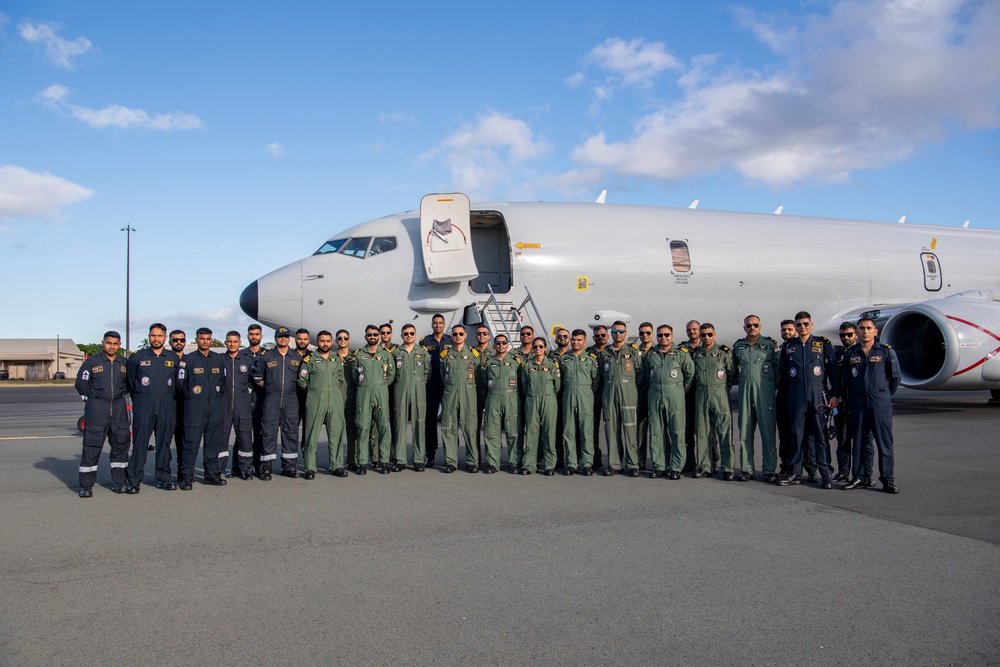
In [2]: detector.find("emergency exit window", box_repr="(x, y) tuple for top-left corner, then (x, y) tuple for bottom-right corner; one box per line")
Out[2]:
(669, 240), (691, 273)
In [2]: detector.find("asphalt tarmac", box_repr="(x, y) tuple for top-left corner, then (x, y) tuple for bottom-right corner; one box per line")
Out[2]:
(0, 384), (998, 666)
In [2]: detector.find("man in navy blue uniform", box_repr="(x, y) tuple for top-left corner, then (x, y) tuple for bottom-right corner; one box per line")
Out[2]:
(237, 323), (266, 477)
(777, 311), (840, 489)
(169, 329), (188, 478)
(75, 331), (130, 497)
(841, 318), (901, 494)
(221, 330), (256, 480)
(177, 327), (228, 489)
(125, 323), (180, 492)
(253, 326), (303, 479)
(419, 313), (452, 467)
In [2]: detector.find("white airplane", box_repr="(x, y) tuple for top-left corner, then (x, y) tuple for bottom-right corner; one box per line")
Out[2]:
(240, 193), (1000, 400)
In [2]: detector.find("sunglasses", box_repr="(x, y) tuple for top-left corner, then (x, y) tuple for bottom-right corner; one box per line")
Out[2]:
(795, 322), (810, 327)
(639, 331), (653, 336)
(452, 332), (466, 337)
(594, 334), (607, 339)
(700, 333), (715, 338)
(840, 333), (856, 338)
(656, 333), (672, 338)
(556, 335), (569, 340)
(744, 323), (760, 328)
(336, 336), (349, 341)
(170, 338), (185, 343)
(495, 341), (509, 346)
(610, 329), (626, 335)
(365, 333), (379, 337)
(379, 331), (392, 335)
(402, 331), (416, 336)
(476, 332), (490, 336)
(533, 345), (546, 350)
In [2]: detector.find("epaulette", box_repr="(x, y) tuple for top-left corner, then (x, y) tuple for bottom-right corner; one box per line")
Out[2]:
(439, 349), (448, 359)
(629, 343), (639, 350)
(678, 345), (690, 354)
(818, 336), (832, 343)
(471, 348), (480, 358)
(421, 345), (432, 352)
(588, 353), (597, 359)
(764, 336), (778, 345)
(883, 343), (892, 349)
(720, 345), (731, 353)
(303, 354), (311, 363)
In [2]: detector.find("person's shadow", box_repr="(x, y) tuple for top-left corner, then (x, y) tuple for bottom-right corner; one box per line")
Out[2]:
(36, 456), (81, 489)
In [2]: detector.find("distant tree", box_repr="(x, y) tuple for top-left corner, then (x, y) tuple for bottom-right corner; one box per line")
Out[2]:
(211, 338), (225, 348)
(138, 337), (151, 350)
(77, 342), (127, 358)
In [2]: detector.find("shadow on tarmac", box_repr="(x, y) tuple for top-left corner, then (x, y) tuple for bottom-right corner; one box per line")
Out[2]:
(34, 455), (79, 489)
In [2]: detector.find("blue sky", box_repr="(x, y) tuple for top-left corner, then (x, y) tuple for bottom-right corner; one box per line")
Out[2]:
(2, 0), (998, 347)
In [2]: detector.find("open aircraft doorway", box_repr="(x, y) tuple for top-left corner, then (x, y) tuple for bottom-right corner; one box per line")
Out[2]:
(469, 210), (513, 295)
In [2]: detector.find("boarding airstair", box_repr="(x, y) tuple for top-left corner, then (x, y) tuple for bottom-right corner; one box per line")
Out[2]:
(472, 285), (549, 345)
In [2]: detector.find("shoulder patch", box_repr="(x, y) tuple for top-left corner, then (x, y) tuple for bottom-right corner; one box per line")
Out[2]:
(720, 345), (731, 353)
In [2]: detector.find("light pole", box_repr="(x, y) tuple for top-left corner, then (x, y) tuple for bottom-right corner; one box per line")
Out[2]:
(121, 225), (136, 355)
(56, 334), (60, 380)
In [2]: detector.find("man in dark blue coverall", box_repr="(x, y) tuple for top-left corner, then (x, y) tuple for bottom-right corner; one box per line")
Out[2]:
(221, 330), (256, 480)
(840, 318), (901, 494)
(177, 327), (228, 489)
(777, 311), (840, 489)
(125, 322), (180, 492)
(75, 331), (130, 498)
(253, 327), (303, 479)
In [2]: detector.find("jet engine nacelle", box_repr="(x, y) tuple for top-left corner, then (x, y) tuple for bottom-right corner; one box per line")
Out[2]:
(881, 291), (1000, 390)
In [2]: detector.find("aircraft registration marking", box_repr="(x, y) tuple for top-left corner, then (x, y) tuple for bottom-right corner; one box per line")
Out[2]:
(515, 242), (540, 249)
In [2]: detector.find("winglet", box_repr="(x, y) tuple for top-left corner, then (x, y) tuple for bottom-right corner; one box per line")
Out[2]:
(774, 206), (783, 215)
(898, 215), (906, 224)
(595, 189), (607, 204)
(963, 220), (970, 228)
(688, 200), (699, 209)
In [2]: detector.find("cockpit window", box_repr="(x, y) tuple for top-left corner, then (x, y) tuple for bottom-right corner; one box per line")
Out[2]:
(313, 238), (349, 255)
(341, 236), (372, 258)
(368, 237), (397, 257)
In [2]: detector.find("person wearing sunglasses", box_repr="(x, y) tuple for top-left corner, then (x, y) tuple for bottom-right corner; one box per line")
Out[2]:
(557, 329), (598, 475)
(776, 311), (840, 489)
(352, 325), (396, 474)
(242, 323), (266, 478)
(520, 337), (561, 475)
(392, 324), (430, 471)
(682, 320), (718, 474)
(473, 326), (496, 466)
(586, 325), (610, 470)
(776, 319), (796, 478)
(691, 323), (734, 479)
(169, 329), (188, 478)
(635, 322), (656, 471)
(732, 315), (780, 483)
(480, 334), (520, 474)
(376, 324), (398, 467)
(642, 324), (694, 479)
(440, 325), (480, 473)
(597, 321), (642, 477)
(332, 330), (355, 476)
(832, 322), (859, 483)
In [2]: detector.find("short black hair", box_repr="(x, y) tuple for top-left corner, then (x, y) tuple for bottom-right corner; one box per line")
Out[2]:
(226, 330), (240, 339)
(318, 330), (332, 339)
(247, 323), (262, 333)
(296, 328), (309, 336)
(103, 331), (121, 341)
(196, 327), (212, 337)
(149, 323), (166, 334)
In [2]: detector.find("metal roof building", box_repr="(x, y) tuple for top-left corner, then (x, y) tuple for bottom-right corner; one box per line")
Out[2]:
(0, 339), (85, 380)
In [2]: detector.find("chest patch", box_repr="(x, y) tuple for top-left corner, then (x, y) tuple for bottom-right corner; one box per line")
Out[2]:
(140, 360), (151, 367)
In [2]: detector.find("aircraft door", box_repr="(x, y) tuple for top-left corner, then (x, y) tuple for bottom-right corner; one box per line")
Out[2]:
(420, 193), (479, 284)
(921, 252), (942, 292)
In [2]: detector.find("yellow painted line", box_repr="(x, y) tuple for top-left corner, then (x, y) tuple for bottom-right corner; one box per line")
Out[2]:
(0, 435), (78, 441)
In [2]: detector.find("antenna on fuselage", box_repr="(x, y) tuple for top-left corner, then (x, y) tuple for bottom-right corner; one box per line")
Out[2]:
(595, 190), (607, 204)
(774, 206), (783, 215)
(898, 215), (906, 224)
(688, 200), (699, 209)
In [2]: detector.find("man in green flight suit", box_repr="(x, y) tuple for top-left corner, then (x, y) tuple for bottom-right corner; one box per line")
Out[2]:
(440, 325), (481, 473)
(642, 324), (694, 479)
(559, 329), (598, 475)
(691, 323), (734, 479)
(480, 333), (521, 474)
(297, 330), (351, 479)
(520, 337), (561, 475)
(598, 321), (642, 477)
(634, 321), (656, 470)
(732, 314), (781, 482)
(392, 323), (430, 471)
(352, 325), (396, 475)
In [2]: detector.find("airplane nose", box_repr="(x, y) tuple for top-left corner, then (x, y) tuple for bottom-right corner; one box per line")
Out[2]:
(240, 280), (258, 320)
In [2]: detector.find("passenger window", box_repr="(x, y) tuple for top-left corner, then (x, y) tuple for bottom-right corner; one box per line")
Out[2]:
(368, 237), (398, 257)
(669, 240), (691, 273)
(313, 238), (349, 255)
(341, 237), (372, 258)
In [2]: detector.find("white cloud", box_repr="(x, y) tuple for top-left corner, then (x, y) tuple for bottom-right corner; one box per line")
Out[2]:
(18, 21), (94, 69)
(35, 85), (204, 131)
(0, 165), (93, 222)
(569, 0), (1000, 188)
(585, 37), (681, 88)
(109, 306), (251, 342)
(266, 142), (285, 158)
(421, 111), (551, 196)
(378, 110), (417, 129)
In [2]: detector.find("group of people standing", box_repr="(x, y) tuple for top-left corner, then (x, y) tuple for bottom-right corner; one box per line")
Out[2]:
(73, 310), (900, 497)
